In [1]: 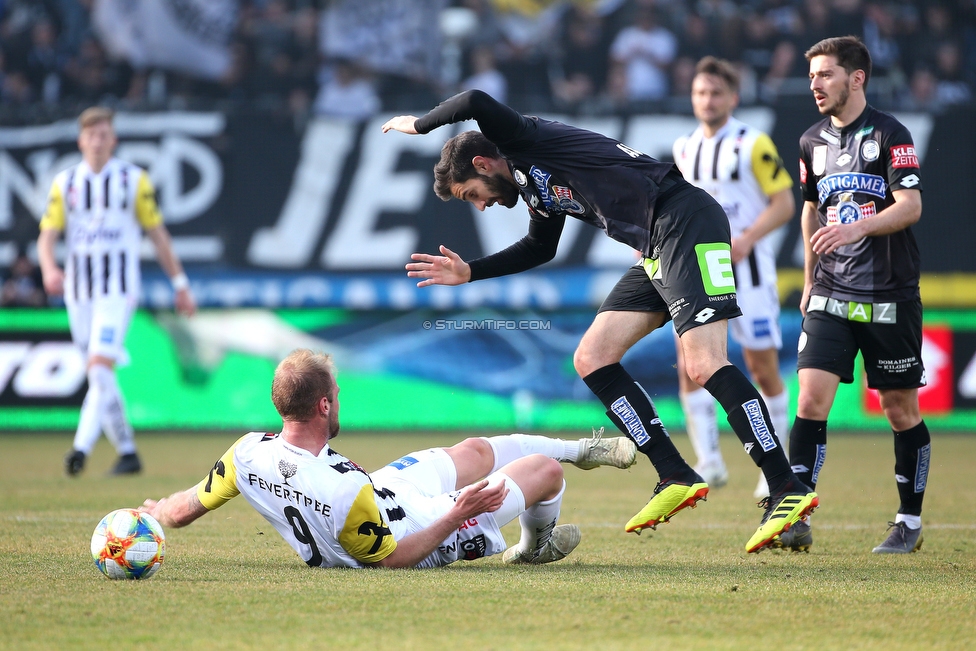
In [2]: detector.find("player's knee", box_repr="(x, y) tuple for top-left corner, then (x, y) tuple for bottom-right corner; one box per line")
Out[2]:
(573, 344), (598, 377)
(535, 456), (564, 500)
(453, 437), (494, 469)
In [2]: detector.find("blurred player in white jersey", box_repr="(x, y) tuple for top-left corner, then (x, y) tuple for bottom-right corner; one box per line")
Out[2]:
(141, 349), (638, 568)
(672, 57), (795, 498)
(37, 107), (196, 477)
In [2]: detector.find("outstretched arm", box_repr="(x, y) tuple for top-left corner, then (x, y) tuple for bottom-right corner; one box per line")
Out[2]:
(381, 90), (524, 142)
(140, 488), (209, 529)
(406, 245), (471, 287)
(369, 479), (508, 569)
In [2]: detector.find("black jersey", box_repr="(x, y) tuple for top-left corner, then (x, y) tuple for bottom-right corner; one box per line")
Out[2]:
(798, 105), (922, 303)
(415, 90), (681, 280)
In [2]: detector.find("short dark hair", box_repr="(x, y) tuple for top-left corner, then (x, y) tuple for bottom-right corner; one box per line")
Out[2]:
(695, 56), (739, 93)
(433, 130), (503, 201)
(271, 349), (337, 422)
(805, 35), (872, 88)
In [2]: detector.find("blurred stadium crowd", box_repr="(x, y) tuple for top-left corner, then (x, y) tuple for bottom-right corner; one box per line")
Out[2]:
(1, 0), (974, 125)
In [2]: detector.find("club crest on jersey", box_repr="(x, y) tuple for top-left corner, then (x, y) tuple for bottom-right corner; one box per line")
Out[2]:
(812, 146), (827, 175)
(513, 169), (527, 187)
(861, 140), (880, 161)
(817, 173), (887, 204)
(827, 192), (876, 224)
(551, 185), (585, 214)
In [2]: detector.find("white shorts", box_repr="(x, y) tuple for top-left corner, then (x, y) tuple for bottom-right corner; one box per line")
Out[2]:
(728, 280), (782, 351)
(372, 448), (513, 568)
(65, 296), (137, 365)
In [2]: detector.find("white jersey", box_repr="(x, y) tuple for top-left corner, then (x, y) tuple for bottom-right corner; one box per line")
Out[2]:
(40, 158), (162, 305)
(672, 117), (792, 290)
(196, 432), (511, 569)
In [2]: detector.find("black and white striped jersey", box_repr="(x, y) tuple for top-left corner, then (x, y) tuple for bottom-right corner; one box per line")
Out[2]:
(40, 158), (163, 303)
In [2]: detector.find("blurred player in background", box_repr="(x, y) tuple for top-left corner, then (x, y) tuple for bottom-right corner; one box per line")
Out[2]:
(780, 36), (928, 554)
(672, 57), (795, 499)
(141, 349), (638, 568)
(37, 107), (196, 477)
(382, 90), (817, 553)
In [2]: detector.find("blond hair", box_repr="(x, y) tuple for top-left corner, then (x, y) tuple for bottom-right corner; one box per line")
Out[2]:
(271, 349), (338, 421)
(78, 107), (114, 130)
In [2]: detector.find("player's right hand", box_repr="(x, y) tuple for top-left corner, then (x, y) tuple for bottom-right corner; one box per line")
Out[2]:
(41, 267), (64, 296)
(454, 479), (508, 519)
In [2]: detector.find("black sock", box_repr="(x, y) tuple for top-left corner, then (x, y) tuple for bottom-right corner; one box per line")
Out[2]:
(703, 365), (796, 494)
(582, 363), (692, 481)
(893, 420), (930, 516)
(789, 417), (827, 491)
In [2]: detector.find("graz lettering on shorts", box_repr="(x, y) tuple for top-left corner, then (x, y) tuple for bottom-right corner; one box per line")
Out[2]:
(246, 472), (331, 517)
(807, 296), (897, 323)
(743, 399), (777, 452)
(817, 173), (887, 204)
(610, 396), (650, 446)
(876, 357), (919, 373)
(667, 297), (688, 318)
(915, 443), (930, 493)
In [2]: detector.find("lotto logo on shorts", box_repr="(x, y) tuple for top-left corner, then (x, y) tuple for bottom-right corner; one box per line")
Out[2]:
(460, 534), (487, 560)
(743, 399), (777, 452)
(99, 327), (115, 344)
(387, 456), (419, 470)
(890, 145), (918, 168)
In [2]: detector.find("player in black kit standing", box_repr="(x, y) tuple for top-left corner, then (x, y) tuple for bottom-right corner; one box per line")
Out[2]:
(776, 36), (929, 555)
(382, 91), (818, 553)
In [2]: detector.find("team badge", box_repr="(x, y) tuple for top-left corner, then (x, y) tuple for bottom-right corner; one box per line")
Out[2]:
(551, 185), (585, 214)
(861, 140), (880, 161)
(836, 153), (852, 167)
(826, 192), (876, 225)
(812, 146), (827, 175)
(513, 169), (527, 187)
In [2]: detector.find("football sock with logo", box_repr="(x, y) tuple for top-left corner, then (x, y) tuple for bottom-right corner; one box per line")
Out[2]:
(516, 480), (564, 555)
(703, 365), (796, 494)
(762, 389), (790, 453)
(102, 389), (136, 456)
(582, 363), (693, 481)
(893, 421), (930, 516)
(72, 364), (117, 454)
(482, 434), (579, 474)
(681, 387), (721, 468)
(788, 416), (827, 490)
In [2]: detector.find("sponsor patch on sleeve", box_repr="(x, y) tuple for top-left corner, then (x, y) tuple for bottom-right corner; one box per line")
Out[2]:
(799, 158), (807, 184)
(890, 145), (918, 169)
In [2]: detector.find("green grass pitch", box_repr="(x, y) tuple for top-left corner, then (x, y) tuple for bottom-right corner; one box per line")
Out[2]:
(1, 430), (974, 650)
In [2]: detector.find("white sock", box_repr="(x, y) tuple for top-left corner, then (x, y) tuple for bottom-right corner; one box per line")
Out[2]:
(72, 365), (115, 454)
(102, 389), (136, 455)
(895, 514), (922, 530)
(516, 480), (565, 554)
(761, 389), (790, 453)
(681, 388), (721, 467)
(482, 434), (577, 473)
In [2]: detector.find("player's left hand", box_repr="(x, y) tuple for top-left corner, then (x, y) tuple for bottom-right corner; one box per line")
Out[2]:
(406, 245), (471, 286)
(810, 222), (866, 256)
(381, 116), (419, 134)
(175, 288), (196, 317)
(454, 479), (509, 519)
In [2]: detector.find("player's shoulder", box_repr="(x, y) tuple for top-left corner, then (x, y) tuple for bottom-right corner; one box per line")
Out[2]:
(863, 106), (913, 140)
(50, 165), (79, 187)
(799, 117), (832, 145)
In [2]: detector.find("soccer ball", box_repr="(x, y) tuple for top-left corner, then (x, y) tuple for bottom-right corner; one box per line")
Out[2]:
(90, 508), (165, 580)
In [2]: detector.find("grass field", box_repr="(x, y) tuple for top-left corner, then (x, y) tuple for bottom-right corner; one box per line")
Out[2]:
(2, 430), (974, 651)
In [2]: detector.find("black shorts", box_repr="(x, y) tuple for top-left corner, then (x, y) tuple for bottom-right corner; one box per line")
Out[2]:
(598, 184), (741, 336)
(796, 296), (925, 389)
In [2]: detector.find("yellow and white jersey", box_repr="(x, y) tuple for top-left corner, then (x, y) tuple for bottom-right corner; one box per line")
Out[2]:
(39, 158), (163, 304)
(673, 117), (792, 288)
(196, 432), (402, 568)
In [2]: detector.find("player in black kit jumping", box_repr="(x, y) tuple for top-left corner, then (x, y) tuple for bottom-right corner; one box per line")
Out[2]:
(382, 90), (817, 553)
(775, 36), (929, 555)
